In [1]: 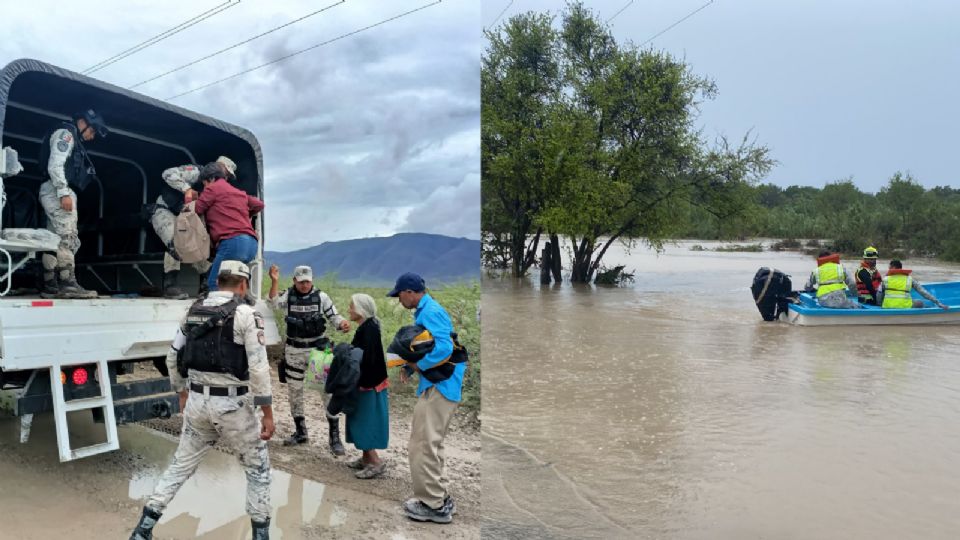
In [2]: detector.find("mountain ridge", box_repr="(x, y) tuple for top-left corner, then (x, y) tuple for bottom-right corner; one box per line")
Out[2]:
(264, 232), (480, 286)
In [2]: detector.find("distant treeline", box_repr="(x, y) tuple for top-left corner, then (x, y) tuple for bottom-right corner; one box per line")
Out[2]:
(677, 173), (960, 261)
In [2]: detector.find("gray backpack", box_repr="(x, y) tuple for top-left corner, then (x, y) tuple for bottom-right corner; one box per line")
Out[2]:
(173, 201), (210, 264)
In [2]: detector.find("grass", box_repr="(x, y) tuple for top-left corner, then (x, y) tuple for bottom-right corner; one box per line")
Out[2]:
(262, 275), (481, 418)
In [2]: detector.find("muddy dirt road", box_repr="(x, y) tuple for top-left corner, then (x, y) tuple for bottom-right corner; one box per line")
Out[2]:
(1, 370), (479, 539)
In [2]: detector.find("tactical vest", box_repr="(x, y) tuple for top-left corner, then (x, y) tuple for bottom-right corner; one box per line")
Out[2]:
(38, 122), (93, 192)
(815, 262), (846, 298)
(855, 265), (882, 300)
(159, 165), (199, 214)
(178, 298), (249, 380)
(285, 287), (326, 340)
(882, 272), (914, 309)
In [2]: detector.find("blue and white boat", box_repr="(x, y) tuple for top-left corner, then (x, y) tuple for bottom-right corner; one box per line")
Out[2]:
(785, 281), (960, 326)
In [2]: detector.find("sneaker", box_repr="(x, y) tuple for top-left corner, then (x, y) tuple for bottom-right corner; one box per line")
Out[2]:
(443, 495), (457, 516)
(355, 462), (386, 479)
(347, 458), (366, 470)
(403, 498), (452, 524)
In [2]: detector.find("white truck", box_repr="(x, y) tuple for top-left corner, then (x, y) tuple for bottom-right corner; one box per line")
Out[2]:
(0, 58), (280, 462)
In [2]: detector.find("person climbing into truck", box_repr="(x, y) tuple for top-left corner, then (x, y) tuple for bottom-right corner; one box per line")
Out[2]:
(150, 156), (236, 299)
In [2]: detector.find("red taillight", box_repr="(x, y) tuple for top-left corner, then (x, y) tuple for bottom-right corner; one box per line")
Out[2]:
(72, 368), (88, 386)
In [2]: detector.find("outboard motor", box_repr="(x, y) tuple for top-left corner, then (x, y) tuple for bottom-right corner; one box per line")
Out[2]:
(751, 267), (796, 321)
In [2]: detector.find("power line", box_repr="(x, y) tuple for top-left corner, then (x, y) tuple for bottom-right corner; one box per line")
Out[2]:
(83, 0), (241, 75)
(129, 0), (345, 89)
(640, 0), (714, 47)
(166, 0), (442, 101)
(486, 0), (514, 30)
(606, 0), (634, 23)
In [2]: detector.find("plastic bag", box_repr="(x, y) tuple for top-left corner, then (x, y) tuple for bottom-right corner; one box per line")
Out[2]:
(304, 347), (333, 391)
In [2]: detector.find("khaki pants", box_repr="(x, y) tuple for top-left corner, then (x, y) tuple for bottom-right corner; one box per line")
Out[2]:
(409, 386), (459, 508)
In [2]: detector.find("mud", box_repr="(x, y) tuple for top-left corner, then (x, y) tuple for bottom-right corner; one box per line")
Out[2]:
(0, 359), (479, 539)
(482, 241), (960, 539)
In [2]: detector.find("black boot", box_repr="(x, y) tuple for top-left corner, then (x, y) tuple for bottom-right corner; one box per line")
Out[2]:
(197, 271), (210, 297)
(56, 268), (97, 299)
(163, 270), (188, 299)
(283, 416), (308, 446)
(328, 416), (345, 456)
(40, 272), (58, 299)
(129, 506), (162, 540)
(251, 518), (270, 539)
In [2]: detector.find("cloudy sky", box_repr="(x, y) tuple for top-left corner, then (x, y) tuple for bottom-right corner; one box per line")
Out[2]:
(485, 0), (960, 192)
(2, 0), (480, 251)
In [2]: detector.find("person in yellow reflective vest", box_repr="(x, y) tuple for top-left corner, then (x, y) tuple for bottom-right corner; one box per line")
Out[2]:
(803, 251), (862, 308)
(877, 259), (948, 309)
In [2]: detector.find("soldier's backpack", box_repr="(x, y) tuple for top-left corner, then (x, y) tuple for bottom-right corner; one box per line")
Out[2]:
(173, 201), (210, 264)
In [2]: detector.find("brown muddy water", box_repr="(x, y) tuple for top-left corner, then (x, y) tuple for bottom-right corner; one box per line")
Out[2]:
(0, 412), (454, 539)
(481, 241), (960, 539)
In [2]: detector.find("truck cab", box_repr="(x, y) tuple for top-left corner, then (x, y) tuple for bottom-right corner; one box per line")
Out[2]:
(0, 58), (280, 461)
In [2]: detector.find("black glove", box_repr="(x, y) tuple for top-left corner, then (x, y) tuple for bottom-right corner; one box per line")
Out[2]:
(278, 359), (287, 384)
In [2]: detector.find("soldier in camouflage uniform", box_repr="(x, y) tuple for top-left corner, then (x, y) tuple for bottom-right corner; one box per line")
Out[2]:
(150, 156), (236, 299)
(268, 264), (350, 454)
(38, 109), (108, 299)
(129, 261), (275, 540)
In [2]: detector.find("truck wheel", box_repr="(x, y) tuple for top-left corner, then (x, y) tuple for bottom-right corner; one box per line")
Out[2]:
(153, 358), (169, 377)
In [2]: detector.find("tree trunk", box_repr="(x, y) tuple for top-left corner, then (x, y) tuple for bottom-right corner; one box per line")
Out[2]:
(569, 236), (595, 283)
(549, 234), (562, 282)
(540, 243), (552, 284)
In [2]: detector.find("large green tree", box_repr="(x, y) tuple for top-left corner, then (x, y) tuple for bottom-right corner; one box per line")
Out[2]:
(537, 3), (772, 282)
(481, 12), (561, 277)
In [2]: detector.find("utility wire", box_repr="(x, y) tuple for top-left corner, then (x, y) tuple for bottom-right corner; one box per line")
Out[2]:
(639, 0), (714, 47)
(486, 0), (514, 30)
(166, 0), (442, 101)
(129, 0), (345, 89)
(606, 0), (634, 23)
(83, 0), (241, 75)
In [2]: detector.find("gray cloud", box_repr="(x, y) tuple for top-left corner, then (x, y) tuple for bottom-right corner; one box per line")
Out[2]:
(2, 0), (479, 252)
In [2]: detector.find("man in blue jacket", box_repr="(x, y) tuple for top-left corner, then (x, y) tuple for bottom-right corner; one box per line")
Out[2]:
(389, 272), (463, 524)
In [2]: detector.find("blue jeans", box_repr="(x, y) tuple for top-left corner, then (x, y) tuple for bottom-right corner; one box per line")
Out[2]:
(208, 234), (258, 291)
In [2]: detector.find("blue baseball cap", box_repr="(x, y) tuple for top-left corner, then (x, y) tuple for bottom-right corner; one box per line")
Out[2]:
(387, 272), (425, 297)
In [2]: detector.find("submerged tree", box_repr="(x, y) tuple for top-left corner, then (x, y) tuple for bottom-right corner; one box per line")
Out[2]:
(482, 2), (772, 282)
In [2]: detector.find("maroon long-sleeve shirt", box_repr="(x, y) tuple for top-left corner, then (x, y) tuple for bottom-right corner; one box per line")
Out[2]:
(194, 179), (264, 244)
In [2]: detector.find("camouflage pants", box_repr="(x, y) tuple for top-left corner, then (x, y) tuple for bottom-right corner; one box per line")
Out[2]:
(38, 181), (80, 276)
(284, 346), (335, 420)
(147, 391), (271, 522)
(151, 199), (212, 274)
(817, 290), (863, 309)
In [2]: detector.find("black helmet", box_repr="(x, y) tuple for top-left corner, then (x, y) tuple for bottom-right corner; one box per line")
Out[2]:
(387, 325), (435, 362)
(74, 109), (109, 138)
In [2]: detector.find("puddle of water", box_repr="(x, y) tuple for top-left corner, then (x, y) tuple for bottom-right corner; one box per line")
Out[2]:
(0, 412), (428, 539)
(483, 241), (960, 539)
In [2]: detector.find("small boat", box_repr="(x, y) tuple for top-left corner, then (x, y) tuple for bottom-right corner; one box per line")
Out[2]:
(785, 281), (960, 326)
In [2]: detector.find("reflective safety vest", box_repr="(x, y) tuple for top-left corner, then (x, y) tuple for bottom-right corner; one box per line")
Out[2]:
(815, 262), (847, 297)
(855, 265), (882, 300)
(882, 271), (914, 309)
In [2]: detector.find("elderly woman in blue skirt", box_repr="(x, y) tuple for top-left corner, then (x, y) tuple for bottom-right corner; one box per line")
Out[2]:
(346, 293), (390, 479)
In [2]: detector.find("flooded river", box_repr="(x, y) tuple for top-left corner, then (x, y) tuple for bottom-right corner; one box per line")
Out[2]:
(481, 241), (960, 539)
